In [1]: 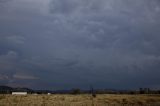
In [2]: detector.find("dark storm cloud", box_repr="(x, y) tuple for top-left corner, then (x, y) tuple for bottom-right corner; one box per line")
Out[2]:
(0, 0), (160, 89)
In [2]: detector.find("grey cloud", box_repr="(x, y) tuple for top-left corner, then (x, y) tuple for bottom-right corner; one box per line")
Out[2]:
(6, 35), (25, 44)
(0, 0), (160, 89)
(0, 74), (9, 80)
(49, 0), (160, 50)
(0, 0), (12, 4)
(0, 51), (18, 71)
(13, 73), (38, 80)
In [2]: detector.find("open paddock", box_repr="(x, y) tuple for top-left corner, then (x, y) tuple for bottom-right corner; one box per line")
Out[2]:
(0, 94), (160, 106)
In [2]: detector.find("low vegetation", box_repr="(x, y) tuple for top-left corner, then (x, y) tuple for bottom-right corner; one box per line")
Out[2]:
(0, 94), (160, 106)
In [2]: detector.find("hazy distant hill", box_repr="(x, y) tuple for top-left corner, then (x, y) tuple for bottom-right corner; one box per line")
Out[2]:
(13, 87), (33, 92)
(0, 86), (33, 93)
(0, 86), (13, 91)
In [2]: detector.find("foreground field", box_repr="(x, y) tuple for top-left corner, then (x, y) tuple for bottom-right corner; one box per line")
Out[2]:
(0, 94), (160, 106)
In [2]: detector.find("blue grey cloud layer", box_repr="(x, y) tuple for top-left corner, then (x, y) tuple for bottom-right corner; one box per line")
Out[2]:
(0, 0), (160, 89)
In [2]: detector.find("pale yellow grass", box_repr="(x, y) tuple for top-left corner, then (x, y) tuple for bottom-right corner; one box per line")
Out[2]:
(0, 94), (160, 106)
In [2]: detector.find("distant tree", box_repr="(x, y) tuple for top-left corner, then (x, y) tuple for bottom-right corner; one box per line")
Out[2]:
(129, 91), (135, 95)
(71, 88), (81, 94)
(90, 86), (96, 98)
(139, 88), (144, 94)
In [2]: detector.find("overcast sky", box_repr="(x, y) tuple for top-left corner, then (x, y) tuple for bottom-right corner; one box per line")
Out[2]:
(0, 0), (160, 90)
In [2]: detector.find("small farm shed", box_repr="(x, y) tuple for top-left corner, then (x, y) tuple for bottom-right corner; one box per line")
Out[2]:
(12, 92), (27, 95)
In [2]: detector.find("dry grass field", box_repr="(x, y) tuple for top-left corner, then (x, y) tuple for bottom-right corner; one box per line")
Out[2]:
(0, 94), (160, 106)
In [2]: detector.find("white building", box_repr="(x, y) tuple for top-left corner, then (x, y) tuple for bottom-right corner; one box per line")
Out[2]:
(12, 92), (27, 95)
